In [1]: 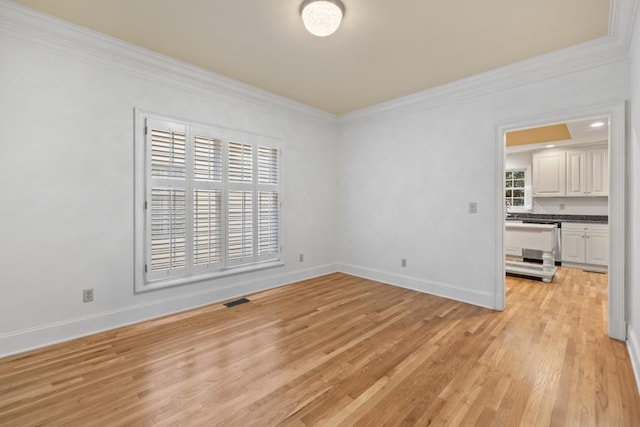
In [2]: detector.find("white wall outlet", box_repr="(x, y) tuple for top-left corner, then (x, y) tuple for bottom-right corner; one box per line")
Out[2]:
(299, 253), (304, 262)
(83, 288), (94, 303)
(469, 202), (478, 214)
(560, 203), (566, 210)
(401, 258), (407, 267)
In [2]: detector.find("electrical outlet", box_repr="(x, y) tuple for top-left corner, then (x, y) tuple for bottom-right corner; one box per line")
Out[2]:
(83, 288), (94, 303)
(469, 202), (478, 214)
(401, 258), (407, 268)
(560, 203), (566, 210)
(299, 253), (304, 262)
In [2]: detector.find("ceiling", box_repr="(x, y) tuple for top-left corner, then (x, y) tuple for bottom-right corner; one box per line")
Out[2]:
(506, 117), (609, 153)
(12, 0), (610, 114)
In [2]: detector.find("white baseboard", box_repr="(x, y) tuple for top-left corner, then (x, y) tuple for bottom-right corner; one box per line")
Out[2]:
(0, 264), (338, 358)
(628, 325), (640, 395)
(336, 263), (496, 310)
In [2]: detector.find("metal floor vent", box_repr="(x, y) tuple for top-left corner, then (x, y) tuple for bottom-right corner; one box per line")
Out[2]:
(224, 297), (250, 308)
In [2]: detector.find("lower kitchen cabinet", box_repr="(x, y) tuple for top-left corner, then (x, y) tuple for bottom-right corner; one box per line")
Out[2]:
(561, 223), (608, 267)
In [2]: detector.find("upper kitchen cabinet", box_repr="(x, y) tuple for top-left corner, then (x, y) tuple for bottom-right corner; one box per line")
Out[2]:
(532, 151), (566, 197)
(533, 145), (608, 198)
(587, 148), (608, 196)
(565, 146), (608, 197)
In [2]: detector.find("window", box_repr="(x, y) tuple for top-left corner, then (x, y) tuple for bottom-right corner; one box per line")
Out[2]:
(505, 170), (525, 207)
(135, 113), (281, 291)
(505, 167), (532, 212)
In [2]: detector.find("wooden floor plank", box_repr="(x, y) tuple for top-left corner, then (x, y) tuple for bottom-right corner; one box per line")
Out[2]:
(1, 269), (639, 426)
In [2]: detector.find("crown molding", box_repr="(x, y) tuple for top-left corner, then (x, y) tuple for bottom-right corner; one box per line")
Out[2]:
(338, 37), (628, 129)
(339, 0), (637, 129)
(1, 0), (637, 128)
(609, 0), (639, 50)
(630, 0), (640, 56)
(0, 0), (337, 125)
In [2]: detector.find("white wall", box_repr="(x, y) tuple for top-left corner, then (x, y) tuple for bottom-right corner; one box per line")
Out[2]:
(0, 6), (338, 356)
(506, 151), (608, 215)
(627, 1), (640, 391)
(337, 62), (629, 309)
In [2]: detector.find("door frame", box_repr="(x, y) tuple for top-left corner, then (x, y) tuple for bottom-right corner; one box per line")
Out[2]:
(494, 100), (626, 341)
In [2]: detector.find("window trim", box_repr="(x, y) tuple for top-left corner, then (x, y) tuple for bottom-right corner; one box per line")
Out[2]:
(134, 109), (283, 293)
(505, 165), (532, 213)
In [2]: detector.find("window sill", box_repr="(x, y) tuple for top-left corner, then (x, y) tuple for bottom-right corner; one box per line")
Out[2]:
(137, 259), (284, 293)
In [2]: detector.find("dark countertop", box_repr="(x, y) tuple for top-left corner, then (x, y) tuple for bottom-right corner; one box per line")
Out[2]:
(506, 213), (608, 224)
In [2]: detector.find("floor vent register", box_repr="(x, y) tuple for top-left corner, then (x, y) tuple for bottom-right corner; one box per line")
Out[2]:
(224, 297), (250, 308)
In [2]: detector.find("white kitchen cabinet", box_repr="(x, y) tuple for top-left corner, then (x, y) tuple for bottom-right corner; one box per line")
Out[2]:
(587, 148), (608, 196)
(565, 151), (586, 196)
(561, 229), (586, 263)
(533, 151), (565, 197)
(561, 223), (608, 267)
(585, 230), (608, 265)
(565, 147), (608, 197)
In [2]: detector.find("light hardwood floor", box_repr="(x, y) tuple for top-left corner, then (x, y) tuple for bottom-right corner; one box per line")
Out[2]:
(1, 268), (639, 426)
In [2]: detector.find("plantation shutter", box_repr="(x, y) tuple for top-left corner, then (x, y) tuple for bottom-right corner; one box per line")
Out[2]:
(146, 119), (188, 280)
(227, 191), (253, 262)
(258, 191), (279, 256)
(257, 146), (280, 260)
(258, 146), (279, 184)
(227, 141), (254, 265)
(228, 141), (252, 183)
(138, 113), (282, 289)
(192, 129), (224, 272)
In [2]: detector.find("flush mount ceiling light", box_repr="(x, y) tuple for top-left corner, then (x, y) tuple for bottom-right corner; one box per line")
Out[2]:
(300, 0), (345, 37)
(590, 121), (605, 128)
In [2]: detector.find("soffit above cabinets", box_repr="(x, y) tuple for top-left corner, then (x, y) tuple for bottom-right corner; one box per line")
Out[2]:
(11, 0), (610, 114)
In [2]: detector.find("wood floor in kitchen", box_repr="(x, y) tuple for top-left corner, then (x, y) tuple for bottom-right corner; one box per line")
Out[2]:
(1, 268), (639, 426)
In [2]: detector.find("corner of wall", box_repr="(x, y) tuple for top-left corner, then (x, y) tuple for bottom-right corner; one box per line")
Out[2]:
(336, 263), (497, 310)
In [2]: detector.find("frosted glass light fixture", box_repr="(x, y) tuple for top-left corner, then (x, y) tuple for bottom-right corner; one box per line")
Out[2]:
(300, 0), (345, 37)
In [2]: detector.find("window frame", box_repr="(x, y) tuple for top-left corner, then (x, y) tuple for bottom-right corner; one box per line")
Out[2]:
(134, 110), (283, 293)
(505, 165), (532, 213)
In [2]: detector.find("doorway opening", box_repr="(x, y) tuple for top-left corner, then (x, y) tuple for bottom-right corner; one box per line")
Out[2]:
(495, 102), (626, 341)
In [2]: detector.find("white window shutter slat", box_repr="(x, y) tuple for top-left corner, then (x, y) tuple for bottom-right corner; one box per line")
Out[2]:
(228, 191), (253, 262)
(258, 146), (279, 185)
(194, 136), (222, 182)
(229, 142), (252, 183)
(150, 128), (186, 179)
(149, 188), (187, 276)
(258, 191), (279, 256)
(193, 189), (222, 266)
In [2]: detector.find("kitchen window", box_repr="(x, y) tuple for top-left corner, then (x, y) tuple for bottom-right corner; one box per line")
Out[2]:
(134, 112), (282, 292)
(505, 167), (532, 212)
